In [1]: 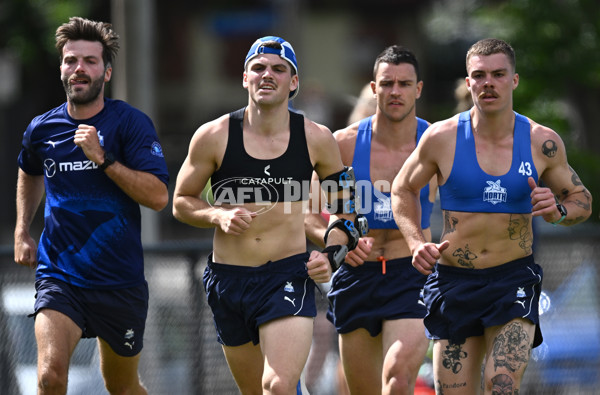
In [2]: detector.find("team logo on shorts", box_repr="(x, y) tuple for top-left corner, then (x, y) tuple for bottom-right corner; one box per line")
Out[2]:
(124, 328), (134, 340)
(284, 282), (294, 293)
(124, 328), (135, 350)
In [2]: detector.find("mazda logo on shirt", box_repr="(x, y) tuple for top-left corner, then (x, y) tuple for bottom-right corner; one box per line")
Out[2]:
(44, 159), (57, 178)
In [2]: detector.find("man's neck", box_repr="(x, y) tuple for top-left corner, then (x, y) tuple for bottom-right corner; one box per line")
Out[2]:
(67, 98), (105, 120)
(372, 111), (418, 147)
(245, 102), (290, 136)
(470, 107), (515, 139)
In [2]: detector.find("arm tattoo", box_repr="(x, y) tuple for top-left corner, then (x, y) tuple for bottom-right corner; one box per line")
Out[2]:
(442, 342), (468, 374)
(441, 211), (458, 239)
(452, 244), (477, 268)
(569, 165), (583, 186)
(507, 215), (532, 255)
(492, 322), (531, 373)
(541, 139), (557, 157)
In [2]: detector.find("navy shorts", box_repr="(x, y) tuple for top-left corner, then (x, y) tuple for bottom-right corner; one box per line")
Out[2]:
(326, 257), (427, 336)
(32, 277), (148, 357)
(423, 255), (544, 347)
(203, 252), (317, 347)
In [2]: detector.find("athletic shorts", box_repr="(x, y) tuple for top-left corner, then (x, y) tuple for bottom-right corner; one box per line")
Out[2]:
(423, 255), (544, 348)
(326, 257), (427, 336)
(32, 277), (148, 357)
(203, 252), (316, 347)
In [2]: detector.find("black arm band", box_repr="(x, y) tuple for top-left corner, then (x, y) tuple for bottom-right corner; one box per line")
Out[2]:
(322, 166), (356, 214)
(320, 166), (355, 192)
(322, 245), (348, 272)
(324, 219), (361, 250)
(325, 198), (355, 214)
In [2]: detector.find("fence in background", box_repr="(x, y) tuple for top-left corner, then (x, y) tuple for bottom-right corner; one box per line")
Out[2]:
(1, 224), (599, 394)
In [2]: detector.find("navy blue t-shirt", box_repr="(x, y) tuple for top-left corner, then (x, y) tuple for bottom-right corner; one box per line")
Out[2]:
(18, 98), (169, 289)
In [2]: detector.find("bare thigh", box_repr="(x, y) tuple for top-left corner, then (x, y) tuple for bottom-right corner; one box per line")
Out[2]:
(339, 328), (383, 394)
(98, 338), (147, 394)
(35, 309), (82, 384)
(381, 318), (429, 387)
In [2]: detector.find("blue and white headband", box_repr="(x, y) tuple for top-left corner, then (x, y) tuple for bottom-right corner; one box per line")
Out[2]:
(244, 36), (299, 99)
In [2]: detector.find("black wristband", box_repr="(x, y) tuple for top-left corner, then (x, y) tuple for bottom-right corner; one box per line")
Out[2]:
(322, 245), (348, 272)
(99, 151), (115, 171)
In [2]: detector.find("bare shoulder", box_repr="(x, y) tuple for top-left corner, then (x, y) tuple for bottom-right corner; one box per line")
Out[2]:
(189, 113), (229, 153)
(303, 117), (333, 144)
(303, 117), (345, 176)
(332, 122), (359, 144)
(304, 117), (338, 157)
(528, 118), (566, 154)
(332, 123), (359, 164)
(417, 115), (459, 150)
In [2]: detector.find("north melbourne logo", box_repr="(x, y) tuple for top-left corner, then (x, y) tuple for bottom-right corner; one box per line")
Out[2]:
(483, 180), (507, 205)
(373, 195), (393, 223)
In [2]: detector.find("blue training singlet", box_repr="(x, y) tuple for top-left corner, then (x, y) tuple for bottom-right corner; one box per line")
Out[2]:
(439, 111), (538, 213)
(352, 116), (433, 229)
(18, 98), (169, 289)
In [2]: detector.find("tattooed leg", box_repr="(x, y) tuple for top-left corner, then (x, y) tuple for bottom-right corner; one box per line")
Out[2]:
(433, 338), (485, 395)
(483, 319), (535, 394)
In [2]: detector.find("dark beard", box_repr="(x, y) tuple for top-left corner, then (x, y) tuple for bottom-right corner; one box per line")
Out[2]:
(62, 76), (104, 105)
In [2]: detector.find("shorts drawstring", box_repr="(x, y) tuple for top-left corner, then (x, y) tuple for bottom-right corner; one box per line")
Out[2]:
(378, 256), (387, 275)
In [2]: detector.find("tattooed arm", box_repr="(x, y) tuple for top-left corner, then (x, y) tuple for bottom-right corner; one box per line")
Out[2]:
(529, 122), (592, 226)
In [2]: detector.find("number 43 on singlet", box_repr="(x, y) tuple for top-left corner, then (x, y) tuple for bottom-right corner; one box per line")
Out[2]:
(519, 161), (533, 176)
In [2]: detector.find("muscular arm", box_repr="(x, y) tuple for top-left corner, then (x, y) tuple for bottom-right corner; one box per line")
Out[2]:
(392, 146), (432, 252)
(14, 169), (45, 268)
(172, 118), (256, 235)
(392, 122), (450, 274)
(530, 124), (592, 225)
(304, 172), (328, 248)
(309, 121), (358, 247)
(103, 163), (168, 211)
(74, 124), (168, 211)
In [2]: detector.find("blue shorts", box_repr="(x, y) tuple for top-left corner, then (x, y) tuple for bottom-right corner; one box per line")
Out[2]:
(32, 277), (148, 357)
(326, 257), (427, 336)
(203, 252), (316, 346)
(423, 255), (544, 347)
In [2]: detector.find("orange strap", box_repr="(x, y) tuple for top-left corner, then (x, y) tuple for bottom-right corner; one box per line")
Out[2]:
(377, 256), (387, 275)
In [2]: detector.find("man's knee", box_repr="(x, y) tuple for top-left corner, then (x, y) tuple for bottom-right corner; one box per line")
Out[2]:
(262, 375), (299, 395)
(484, 372), (524, 394)
(38, 364), (69, 394)
(104, 378), (147, 395)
